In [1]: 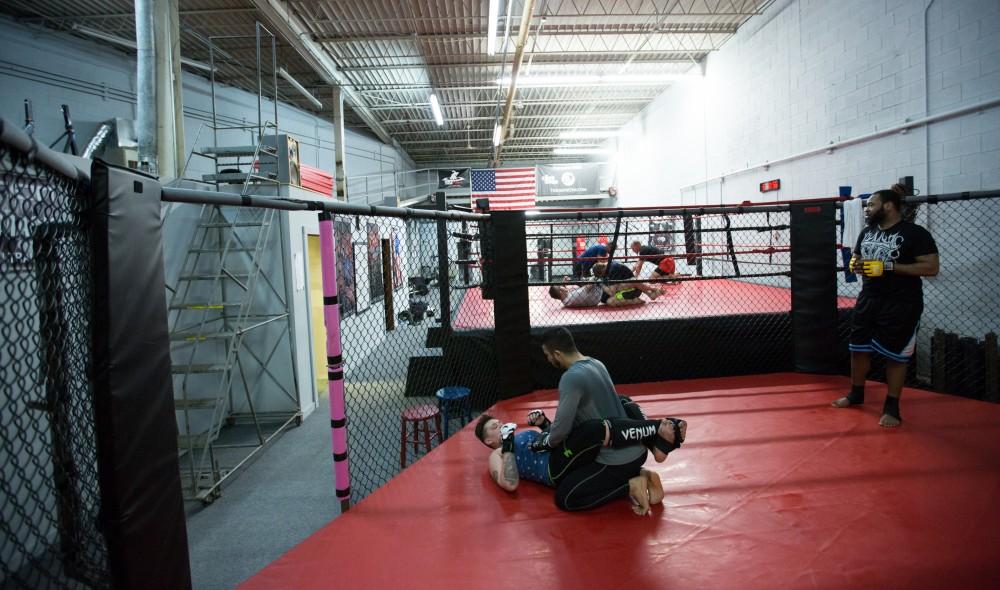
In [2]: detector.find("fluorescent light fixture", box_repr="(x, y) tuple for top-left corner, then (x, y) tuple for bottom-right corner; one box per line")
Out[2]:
(492, 124), (502, 147)
(496, 73), (693, 87)
(278, 67), (323, 110)
(487, 0), (499, 56)
(559, 130), (621, 139)
(553, 147), (610, 155)
(429, 94), (444, 126)
(72, 24), (213, 71)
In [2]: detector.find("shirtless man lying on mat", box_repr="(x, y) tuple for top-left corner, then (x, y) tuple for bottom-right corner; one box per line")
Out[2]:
(474, 408), (687, 516)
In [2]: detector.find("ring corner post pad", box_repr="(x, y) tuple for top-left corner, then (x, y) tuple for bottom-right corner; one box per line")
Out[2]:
(491, 210), (533, 399)
(790, 201), (839, 374)
(89, 161), (193, 590)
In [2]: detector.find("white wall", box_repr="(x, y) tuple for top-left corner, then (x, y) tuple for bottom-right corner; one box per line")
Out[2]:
(614, 0), (1000, 206)
(0, 16), (420, 422)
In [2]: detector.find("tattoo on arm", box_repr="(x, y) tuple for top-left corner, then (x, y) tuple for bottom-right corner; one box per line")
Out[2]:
(490, 469), (499, 483)
(502, 453), (519, 485)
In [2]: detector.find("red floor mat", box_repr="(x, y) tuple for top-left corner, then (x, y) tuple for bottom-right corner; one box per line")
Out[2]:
(453, 280), (858, 329)
(241, 373), (1000, 590)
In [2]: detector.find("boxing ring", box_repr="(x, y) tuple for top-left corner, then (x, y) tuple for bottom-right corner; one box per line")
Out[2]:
(454, 279), (859, 329)
(240, 372), (1000, 589)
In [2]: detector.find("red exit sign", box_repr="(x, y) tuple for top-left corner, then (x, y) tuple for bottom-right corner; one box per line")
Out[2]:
(759, 179), (780, 192)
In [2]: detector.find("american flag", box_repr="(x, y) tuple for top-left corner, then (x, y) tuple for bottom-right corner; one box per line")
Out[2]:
(471, 168), (536, 211)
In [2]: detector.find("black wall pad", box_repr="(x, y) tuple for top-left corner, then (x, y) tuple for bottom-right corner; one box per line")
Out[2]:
(528, 314), (795, 389)
(426, 326), (447, 348)
(444, 331), (499, 409)
(447, 310), (838, 409)
(790, 203), (839, 374)
(490, 212), (534, 398)
(403, 356), (452, 398)
(89, 161), (191, 590)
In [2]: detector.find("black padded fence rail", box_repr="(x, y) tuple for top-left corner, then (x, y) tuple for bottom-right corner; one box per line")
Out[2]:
(161, 186), (488, 222)
(1, 123), (109, 588)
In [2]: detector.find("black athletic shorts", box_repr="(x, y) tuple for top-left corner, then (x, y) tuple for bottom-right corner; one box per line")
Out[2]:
(848, 292), (922, 362)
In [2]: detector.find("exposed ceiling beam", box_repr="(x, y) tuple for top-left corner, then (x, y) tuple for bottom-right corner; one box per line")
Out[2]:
(399, 137), (608, 145)
(248, 0), (395, 145)
(332, 50), (709, 62)
(390, 125), (620, 136)
(340, 59), (691, 72)
(368, 97), (655, 111)
(313, 24), (739, 43)
(18, 7), (259, 22)
(304, 14), (763, 26)
(379, 113), (635, 124)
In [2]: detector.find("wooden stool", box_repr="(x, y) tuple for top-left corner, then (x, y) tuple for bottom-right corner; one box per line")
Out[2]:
(400, 404), (442, 468)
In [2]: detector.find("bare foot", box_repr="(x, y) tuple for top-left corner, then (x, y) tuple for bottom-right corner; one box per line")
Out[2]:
(831, 396), (854, 408)
(628, 475), (651, 516)
(879, 414), (901, 428)
(642, 468), (664, 505)
(652, 419), (687, 463)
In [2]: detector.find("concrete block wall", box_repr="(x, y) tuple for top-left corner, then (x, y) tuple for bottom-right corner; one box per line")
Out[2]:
(613, 0), (999, 207)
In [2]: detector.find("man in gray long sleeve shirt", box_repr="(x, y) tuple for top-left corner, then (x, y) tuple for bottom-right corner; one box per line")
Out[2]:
(540, 327), (654, 512)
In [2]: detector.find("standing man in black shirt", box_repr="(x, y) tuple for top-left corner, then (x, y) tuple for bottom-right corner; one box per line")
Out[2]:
(629, 240), (681, 280)
(832, 185), (939, 427)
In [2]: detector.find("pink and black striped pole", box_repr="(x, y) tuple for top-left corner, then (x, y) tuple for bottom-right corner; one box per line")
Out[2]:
(318, 211), (351, 512)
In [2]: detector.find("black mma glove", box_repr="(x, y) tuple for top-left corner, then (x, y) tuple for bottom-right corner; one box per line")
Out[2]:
(527, 409), (552, 431)
(529, 432), (554, 453)
(500, 422), (517, 453)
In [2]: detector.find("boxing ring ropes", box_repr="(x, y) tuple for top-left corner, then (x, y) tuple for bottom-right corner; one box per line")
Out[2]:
(160, 186), (999, 513)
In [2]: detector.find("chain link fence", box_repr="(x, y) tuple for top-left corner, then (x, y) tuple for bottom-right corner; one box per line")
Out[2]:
(837, 195), (1000, 402)
(331, 213), (496, 502)
(522, 209), (802, 385)
(1, 142), (110, 587)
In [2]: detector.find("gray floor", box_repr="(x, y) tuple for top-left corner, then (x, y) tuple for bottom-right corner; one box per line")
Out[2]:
(184, 393), (340, 590)
(184, 315), (460, 590)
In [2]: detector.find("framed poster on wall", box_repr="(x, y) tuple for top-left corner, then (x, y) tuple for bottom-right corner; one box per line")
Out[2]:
(367, 223), (384, 301)
(353, 243), (370, 313)
(334, 219), (357, 318)
(391, 229), (403, 290)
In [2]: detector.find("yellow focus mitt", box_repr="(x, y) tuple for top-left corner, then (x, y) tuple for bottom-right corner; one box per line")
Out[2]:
(862, 259), (894, 277)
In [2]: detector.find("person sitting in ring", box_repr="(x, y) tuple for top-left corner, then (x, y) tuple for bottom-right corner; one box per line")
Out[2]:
(629, 240), (686, 282)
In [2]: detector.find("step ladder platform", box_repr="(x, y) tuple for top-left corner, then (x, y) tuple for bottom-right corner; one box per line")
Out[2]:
(202, 172), (279, 184)
(199, 145), (278, 157)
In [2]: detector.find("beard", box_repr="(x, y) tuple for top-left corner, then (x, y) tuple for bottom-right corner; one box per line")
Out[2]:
(867, 207), (886, 226)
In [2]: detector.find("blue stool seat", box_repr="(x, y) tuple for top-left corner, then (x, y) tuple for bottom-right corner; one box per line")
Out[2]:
(436, 386), (472, 438)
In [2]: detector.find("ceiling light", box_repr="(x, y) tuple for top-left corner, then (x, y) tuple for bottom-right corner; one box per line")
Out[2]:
(278, 68), (323, 110)
(559, 130), (621, 139)
(429, 94), (444, 126)
(487, 0), (499, 56)
(492, 124), (502, 147)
